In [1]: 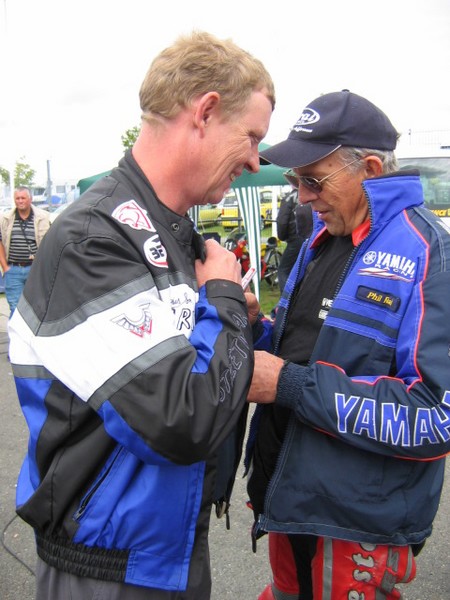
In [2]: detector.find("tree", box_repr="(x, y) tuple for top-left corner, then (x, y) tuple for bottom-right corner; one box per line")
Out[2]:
(121, 126), (140, 152)
(0, 166), (9, 185)
(0, 157), (35, 188)
(14, 157), (35, 187)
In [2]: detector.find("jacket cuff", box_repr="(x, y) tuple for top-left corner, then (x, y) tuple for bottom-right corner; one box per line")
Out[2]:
(205, 279), (245, 302)
(276, 361), (308, 410)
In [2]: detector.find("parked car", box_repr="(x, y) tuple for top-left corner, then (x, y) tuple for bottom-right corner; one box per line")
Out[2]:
(219, 193), (242, 229)
(197, 203), (221, 227)
(259, 188), (281, 226)
(219, 189), (280, 229)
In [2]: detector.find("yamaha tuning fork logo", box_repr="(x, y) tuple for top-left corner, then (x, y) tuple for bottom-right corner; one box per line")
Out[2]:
(359, 250), (416, 281)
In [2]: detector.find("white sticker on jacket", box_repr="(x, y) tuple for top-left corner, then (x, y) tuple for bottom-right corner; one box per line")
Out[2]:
(170, 290), (195, 333)
(112, 200), (156, 232)
(143, 235), (168, 268)
(111, 303), (153, 337)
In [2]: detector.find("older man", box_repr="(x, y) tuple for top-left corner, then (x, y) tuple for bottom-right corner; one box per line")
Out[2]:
(0, 186), (50, 316)
(246, 90), (450, 600)
(9, 31), (274, 600)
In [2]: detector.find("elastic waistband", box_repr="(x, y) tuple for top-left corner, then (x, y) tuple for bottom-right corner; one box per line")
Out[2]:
(8, 261), (33, 267)
(36, 534), (129, 583)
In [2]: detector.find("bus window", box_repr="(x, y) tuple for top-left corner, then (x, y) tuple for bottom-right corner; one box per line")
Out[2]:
(397, 153), (450, 225)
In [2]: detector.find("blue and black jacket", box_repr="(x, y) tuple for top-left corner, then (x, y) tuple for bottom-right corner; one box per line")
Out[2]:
(9, 151), (253, 591)
(248, 172), (450, 547)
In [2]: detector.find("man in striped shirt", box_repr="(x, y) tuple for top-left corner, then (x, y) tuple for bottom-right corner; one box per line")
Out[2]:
(0, 186), (50, 316)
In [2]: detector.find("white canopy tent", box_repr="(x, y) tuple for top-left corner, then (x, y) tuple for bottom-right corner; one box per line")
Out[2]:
(228, 143), (287, 299)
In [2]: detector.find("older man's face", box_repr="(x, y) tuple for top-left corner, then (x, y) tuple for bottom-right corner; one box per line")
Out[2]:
(296, 154), (370, 236)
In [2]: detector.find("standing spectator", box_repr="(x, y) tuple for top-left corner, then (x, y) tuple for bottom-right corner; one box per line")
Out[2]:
(9, 31), (274, 600)
(276, 190), (312, 292)
(0, 186), (50, 316)
(246, 90), (450, 599)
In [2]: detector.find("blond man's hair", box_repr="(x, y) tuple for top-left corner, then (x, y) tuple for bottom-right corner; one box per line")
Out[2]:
(139, 30), (275, 123)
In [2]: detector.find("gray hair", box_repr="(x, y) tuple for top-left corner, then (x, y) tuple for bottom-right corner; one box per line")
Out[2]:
(338, 147), (398, 174)
(14, 186), (32, 198)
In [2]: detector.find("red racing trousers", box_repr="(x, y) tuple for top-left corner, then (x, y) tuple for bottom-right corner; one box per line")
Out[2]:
(267, 532), (416, 600)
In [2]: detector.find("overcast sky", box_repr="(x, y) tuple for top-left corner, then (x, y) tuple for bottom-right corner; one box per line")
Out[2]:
(1, 0), (449, 185)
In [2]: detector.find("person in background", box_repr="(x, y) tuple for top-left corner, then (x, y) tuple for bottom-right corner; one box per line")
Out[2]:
(0, 186), (50, 316)
(276, 190), (312, 292)
(9, 31), (274, 600)
(246, 90), (450, 599)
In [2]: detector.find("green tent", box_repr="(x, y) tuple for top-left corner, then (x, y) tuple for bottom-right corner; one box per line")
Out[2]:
(231, 143), (286, 189)
(78, 170), (111, 194)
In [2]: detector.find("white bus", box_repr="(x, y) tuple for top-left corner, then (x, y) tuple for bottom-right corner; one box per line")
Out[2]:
(397, 147), (450, 226)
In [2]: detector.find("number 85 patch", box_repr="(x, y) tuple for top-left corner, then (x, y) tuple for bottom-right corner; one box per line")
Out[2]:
(143, 234), (168, 268)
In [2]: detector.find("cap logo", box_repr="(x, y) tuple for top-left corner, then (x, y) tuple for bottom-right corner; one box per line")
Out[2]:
(292, 108), (320, 132)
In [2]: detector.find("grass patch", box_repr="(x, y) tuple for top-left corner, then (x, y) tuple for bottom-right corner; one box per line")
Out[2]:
(259, 280), (280, 317)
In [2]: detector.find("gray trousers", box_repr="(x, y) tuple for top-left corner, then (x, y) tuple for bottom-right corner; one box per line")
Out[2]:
(35, 469), (214, 600)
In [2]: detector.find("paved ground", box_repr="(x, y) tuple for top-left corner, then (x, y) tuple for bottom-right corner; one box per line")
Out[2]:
(1, 292), (449, 599)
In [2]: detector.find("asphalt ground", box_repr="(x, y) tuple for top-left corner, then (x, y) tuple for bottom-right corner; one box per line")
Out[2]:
(1, 292), (449, 599)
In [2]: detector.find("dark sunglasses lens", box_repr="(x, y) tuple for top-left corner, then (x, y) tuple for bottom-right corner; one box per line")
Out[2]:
(283, 172), (299, 188)
(298, 176), (322, 193)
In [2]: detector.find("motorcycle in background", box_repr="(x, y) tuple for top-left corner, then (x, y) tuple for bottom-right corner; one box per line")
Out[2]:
(224, 228), (282, 288)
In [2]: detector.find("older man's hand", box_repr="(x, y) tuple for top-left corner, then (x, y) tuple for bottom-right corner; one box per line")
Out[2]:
(244, 291), (260, 325)
(247, 351), (285, 404)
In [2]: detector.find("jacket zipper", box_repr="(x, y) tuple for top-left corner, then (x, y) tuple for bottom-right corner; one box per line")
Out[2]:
(73, 447), (123, 521)
(257, 195), (374, 538)
(273, 238), (309, 356)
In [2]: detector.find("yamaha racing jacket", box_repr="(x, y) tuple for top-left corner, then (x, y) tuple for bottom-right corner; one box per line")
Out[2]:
(248, 172), (450, 547)
(9, 151), (254, 591)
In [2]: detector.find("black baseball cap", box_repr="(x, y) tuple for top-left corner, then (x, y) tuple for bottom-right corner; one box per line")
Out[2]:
(260, 90), (399, 168)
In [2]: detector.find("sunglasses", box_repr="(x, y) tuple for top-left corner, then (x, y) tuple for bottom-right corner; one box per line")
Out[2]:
(283, 157), (361, 193)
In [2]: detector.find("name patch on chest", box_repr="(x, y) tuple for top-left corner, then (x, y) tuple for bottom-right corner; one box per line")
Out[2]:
(356, 286), (401, 312)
